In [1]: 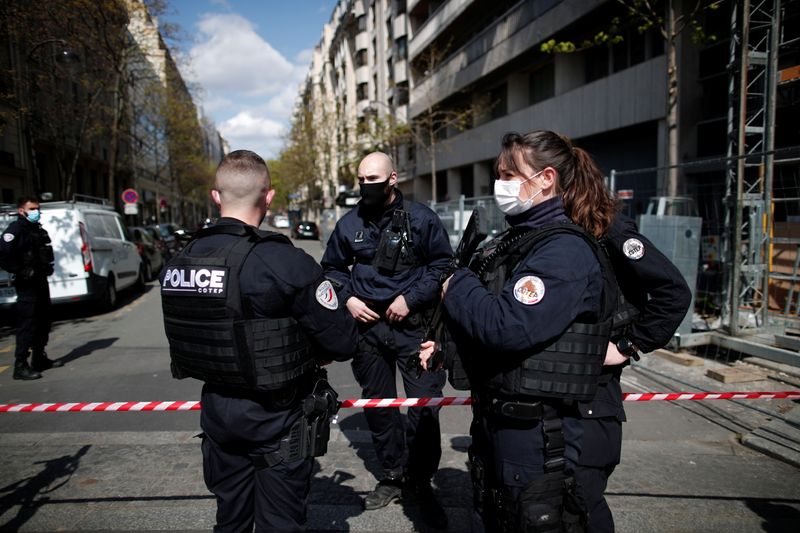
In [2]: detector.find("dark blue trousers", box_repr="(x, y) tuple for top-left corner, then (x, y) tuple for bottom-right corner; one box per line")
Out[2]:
(470, 405), (584, 532)
(202, 434), (312, 532)
(351, 317), (446, 481)
(14, 283), (51, 364)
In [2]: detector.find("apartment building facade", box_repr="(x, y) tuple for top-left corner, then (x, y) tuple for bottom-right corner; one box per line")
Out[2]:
(305, 0), (797, 228)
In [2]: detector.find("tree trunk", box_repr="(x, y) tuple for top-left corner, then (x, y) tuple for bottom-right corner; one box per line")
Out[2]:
(63, 88), (103, 201)
(666, 1), (680, 197)
(108, 70), (122, 204)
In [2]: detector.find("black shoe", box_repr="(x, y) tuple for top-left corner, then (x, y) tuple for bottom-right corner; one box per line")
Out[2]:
(406, 480), (448, 529)
(364, 478), (403, 510)
(13, 363), (42, 381)
(31, 354), (63, 372)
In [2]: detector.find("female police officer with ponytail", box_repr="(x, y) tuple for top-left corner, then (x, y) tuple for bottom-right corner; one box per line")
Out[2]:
(421, 130), (618, 532)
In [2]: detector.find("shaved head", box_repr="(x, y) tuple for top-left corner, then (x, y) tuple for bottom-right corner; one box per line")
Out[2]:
(358, 152), (396, 181)
(214, 150), (270, 208)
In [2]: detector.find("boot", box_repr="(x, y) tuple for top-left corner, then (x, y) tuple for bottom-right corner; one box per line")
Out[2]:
(364, 476), (403, 510)
(13, 361), (42, 380)
(31, 352), (64, 372)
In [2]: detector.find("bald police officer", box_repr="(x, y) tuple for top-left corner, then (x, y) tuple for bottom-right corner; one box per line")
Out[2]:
(161, 150), (358, 532)
(322, 152), (453, 528)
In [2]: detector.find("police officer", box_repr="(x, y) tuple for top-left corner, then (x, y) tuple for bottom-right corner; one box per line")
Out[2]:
(160, 150), (358, 532)
(0, 197), (62, 380)
(421, 131), (619, 532)
(574, 213), (692, 533)
(321, 152), (453, 528)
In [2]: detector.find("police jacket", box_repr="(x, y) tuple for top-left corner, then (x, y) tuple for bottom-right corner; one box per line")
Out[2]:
(161, 218), (357, 390)
(321, 189), (453, 312)
(579, 214), (693, 423)
(443, 197), (610, 401)
(0, 214), (54, 293)
(605, 214), (692, 351)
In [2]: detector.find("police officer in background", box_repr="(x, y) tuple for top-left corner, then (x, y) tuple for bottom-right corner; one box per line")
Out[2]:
(321, 152), (453, 528)
(421, 131), (619, 532)
(574, 212), (692, 533)
(160, 150), (358, 532)
(0, 197), (62, 380)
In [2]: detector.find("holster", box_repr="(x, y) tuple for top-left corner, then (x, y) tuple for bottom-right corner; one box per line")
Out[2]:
(252, 371), (341, 468)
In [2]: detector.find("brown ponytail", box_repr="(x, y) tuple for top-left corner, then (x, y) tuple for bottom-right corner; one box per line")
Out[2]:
(495, 131), (617, 238)
(562, 146), (617, 238)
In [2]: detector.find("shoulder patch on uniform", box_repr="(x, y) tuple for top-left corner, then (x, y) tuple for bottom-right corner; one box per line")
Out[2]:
(513, 276), (545, 305)
(622, 238), (645, 260)
(316, 280), (338, 310)
(3, 233), (13, 242)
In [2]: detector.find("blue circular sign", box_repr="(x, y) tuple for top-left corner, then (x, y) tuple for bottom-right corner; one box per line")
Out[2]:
(121, 188), (139, 204)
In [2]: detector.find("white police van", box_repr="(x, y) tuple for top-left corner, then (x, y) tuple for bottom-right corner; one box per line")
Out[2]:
(0, 196), (144, 310)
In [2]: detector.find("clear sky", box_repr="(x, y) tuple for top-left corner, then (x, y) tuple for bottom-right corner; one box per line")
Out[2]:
(163, 0), (336, 160)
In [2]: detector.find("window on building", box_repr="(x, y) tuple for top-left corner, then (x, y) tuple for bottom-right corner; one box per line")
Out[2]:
(357, 14), (367, 31)
(355, 49), (368, 67)
(529, 62), (555, 105)
(395, 0), (406, 12)
(356, 83), (369, 101)
(396, 81), (409, 105)
(584, 46), (609, 83)
(490, 84), (508, 120)
(395, 36), (408, 60)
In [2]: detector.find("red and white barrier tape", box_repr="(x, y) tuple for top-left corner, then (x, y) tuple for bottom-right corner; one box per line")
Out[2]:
(0, 391), (798, 413)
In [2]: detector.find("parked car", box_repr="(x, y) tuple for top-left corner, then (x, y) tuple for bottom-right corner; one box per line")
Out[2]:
(291, 220), (320, 240)
(148, 222), (186, 256)
(142, 226), (172, 260)
(129, 226), (165, 281)
(0, 199), (144, 311)
(272, 214), (290, 229)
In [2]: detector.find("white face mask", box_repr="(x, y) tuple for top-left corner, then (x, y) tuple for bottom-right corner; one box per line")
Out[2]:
(494, 169), (544, 215)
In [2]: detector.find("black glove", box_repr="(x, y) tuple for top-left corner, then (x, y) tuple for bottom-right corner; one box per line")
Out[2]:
(17, 266), (36, 281)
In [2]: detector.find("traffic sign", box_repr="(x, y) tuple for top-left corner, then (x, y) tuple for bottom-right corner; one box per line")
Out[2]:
(121, 188), (139, 204)
(123, 203), (139, 215)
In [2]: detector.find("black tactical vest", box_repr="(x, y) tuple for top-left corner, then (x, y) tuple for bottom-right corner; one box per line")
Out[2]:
(161, 225), (316, 390)
(21, 222), (54, 277)
(449, 223), (617, 402)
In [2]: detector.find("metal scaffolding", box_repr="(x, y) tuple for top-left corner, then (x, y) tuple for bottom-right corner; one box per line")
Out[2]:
(723, 0), (782, 336)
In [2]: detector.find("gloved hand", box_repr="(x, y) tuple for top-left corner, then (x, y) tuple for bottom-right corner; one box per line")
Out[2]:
(17, 266), (36, 281)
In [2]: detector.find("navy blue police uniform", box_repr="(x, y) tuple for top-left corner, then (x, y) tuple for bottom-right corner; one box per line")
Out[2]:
(161, 217), (358, 532)
(575, 213), (692, 533)
(443, 197), (614, 532)
(321, 190), (453, 486)
(0, 214), (56, 376)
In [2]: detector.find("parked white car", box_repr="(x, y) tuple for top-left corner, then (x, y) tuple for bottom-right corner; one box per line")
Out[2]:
(0, 199), (144, 310)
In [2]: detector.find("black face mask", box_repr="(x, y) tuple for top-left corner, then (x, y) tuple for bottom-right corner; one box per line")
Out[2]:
(359, 180), (391, 208)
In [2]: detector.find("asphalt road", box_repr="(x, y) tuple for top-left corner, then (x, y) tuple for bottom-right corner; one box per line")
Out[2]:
(0, 232), (798, 532)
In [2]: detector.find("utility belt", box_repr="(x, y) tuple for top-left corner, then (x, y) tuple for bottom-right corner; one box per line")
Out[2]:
(476, 394), (572, 474)
(250, 371), (340, 468)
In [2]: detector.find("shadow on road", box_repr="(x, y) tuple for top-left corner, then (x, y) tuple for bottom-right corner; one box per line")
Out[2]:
(746, 499), (800, 533)
(58, 337), (118, 365)
(0, 445), (90, 531)
(0, 283), (155, 335)
(335, 411), (471, 531)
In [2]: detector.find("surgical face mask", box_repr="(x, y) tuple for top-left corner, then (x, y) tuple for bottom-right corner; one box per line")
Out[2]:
(494, 169), (544, 215)
(360, 179), (391, 208)
(24, 209), (41, 224)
